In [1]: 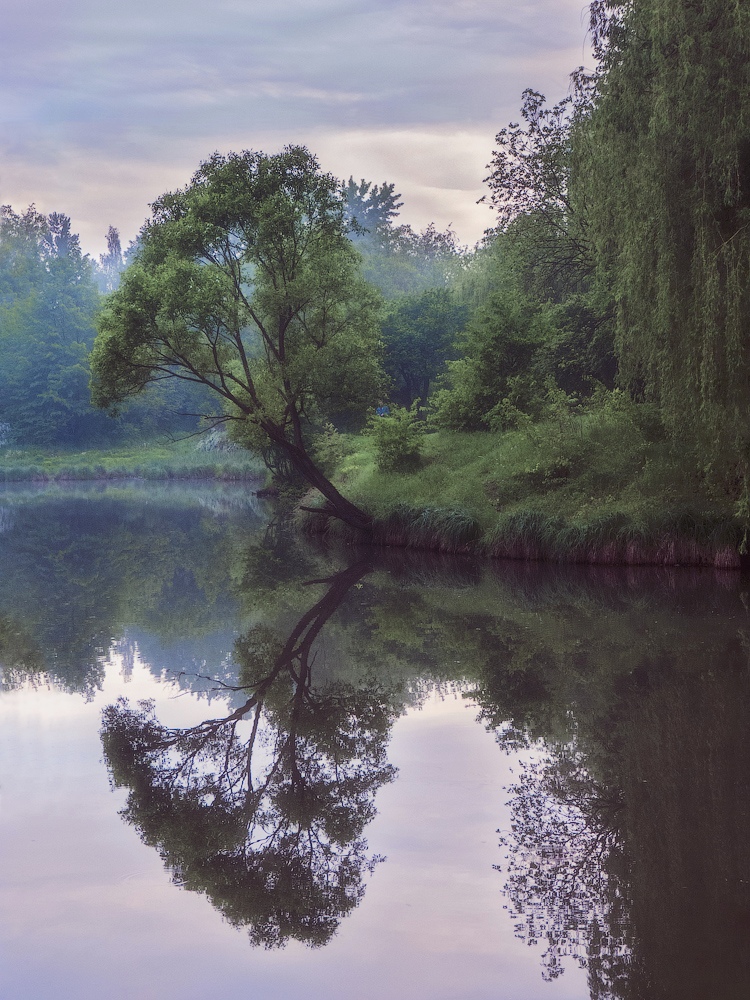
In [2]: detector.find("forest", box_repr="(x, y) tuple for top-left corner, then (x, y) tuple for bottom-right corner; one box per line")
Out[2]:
(2, 0), (749, 565)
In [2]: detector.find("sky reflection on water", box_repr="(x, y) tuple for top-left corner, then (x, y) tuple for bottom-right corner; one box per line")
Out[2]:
(1, 489), (749, 999)
(0, 653), (585, 1000)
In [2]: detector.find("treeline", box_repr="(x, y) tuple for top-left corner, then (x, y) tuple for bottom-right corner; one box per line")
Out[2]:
(364, 0), (750, 526)
(0, 206), (212, 446)
(4, 0), (748, 531)
(0, 181), (463, 450)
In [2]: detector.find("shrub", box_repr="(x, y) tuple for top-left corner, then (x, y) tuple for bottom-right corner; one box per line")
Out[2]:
(312, 422), (349, 476)
(369, 403), (425, 472)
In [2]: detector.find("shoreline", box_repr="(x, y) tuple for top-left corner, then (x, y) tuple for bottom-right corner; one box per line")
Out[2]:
(296, 503), (745, 570)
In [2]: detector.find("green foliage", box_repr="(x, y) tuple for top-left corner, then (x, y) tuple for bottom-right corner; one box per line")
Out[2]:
(368, 402), (425, 472)
(333, 387), (740, 564)
(579, 0), (750, 502)
(0, 206), (103, 445)
(90, 145), (383, 529)
(312, 421), (350, 477)
(380, 287), (467, 406)
(482, 87), (596, 300)
(430, 290), (548, 430)
(0, 206), (206, 446)
(451, 85), (615, 434)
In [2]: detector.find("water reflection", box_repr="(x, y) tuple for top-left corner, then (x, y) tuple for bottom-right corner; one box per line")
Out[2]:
(469, 565), (750, 1000)
(1, 490), (750, 997)
(102, 559), (398, 948)
(0, 489), (264, 693)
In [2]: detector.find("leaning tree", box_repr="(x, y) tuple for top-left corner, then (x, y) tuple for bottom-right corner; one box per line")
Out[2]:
(90, 146), (384, 532)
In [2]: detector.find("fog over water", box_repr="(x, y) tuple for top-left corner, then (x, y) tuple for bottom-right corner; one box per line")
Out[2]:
(0, 0), (592, 255)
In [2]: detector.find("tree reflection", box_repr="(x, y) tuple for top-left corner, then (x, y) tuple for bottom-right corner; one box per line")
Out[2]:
(489, 635), (750, 1000)
(500, 747), (633, 994)
(101, 558), (398, 948)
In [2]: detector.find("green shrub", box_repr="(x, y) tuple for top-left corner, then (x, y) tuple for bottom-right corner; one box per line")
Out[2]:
(312, 422), (349, 475)
(369, 403), (425, 472)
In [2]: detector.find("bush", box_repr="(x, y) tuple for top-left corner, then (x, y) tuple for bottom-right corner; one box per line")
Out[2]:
(369, 403), (425, 472)
(312, 422), (349, 476)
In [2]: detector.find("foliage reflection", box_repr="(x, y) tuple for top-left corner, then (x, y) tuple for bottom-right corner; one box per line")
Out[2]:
(472, 569), (750, 999)
(102, 559), (398, 948)
(3, 493), (749, 988)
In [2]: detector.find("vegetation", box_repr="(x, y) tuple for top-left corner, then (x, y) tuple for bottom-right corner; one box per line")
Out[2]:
(90, 146), (382, 532)
(0, 438), (263, 483)
(580, 0), (750, 505)
(0, 206), (207, 447)
(368, 402), (425, 473)
(297, 0), (750, 564)
(310, 391), (741, 566)
(2, 2), (748, 563)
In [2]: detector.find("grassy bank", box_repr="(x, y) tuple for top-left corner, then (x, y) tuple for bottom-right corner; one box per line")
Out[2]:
(301, 401), (744, 568)
(0, 439), (265, 483)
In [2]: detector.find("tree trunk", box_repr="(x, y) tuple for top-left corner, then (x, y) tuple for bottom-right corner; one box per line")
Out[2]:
(262, 422), (373, 535)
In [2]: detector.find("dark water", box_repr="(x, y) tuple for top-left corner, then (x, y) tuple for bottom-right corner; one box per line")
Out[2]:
(0, 485), (748, 999)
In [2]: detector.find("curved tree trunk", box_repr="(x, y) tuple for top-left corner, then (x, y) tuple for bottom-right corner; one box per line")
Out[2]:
(262, 422), (373, 535)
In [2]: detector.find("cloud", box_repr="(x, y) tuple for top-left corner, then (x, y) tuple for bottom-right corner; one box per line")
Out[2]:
(0, 0), (593, 254)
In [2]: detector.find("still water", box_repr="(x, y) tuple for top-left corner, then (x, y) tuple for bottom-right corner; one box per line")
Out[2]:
(0, 484), (748, 1000)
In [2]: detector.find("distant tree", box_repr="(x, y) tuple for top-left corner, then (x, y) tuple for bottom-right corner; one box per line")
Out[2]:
(90, 147), (383, 532)
(343, 175), (465, 296)
(344, 177), (404, 238)
(0, 205), (104, 444)
(381, 287), (467, 405)
(97, 225), (124, 293)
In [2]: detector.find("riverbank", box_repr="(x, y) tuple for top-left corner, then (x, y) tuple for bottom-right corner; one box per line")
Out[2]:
(0, 440), (264, 483)
(298, 407), (745, 569)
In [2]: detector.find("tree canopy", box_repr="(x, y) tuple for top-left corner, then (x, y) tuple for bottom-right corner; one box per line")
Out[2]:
(90, 146), (384, 530)
(0, 205), (103, 444)
(578, 0), (750, 503)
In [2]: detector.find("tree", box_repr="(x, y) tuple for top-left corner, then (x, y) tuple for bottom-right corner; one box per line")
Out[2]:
(344, 177), (404, 238)
(97, 225), (124, 293)
(483, 86), (595, 300)
(343, 175), (465, 297)
(380, 287), (467, 405)
(578, 0), (750, 505)
(90, 147), (383, 532)
(430, 289), (550, 430)
(0, 205), (105, 445)
(471, 86), (615, 412)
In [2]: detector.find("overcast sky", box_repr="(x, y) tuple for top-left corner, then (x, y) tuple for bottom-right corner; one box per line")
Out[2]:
(0, 0), (593, 257)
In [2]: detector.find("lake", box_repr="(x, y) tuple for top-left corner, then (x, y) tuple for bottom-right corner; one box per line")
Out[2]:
(1, 484), (748, 999)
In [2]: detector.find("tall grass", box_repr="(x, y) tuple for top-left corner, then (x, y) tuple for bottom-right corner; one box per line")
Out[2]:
(485, 509), (742, 568)
(319, 406), (745, 568)
(372, 503), (482, 553)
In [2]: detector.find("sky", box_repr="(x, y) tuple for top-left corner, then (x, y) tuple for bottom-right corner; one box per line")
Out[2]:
(0, 0), (593, 258)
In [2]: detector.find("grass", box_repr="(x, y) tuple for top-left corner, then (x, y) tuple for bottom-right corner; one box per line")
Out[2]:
(314, 403), (744, 567)
(0, 439), (265, 483)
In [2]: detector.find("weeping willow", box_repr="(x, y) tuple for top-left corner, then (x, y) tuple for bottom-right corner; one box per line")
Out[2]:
(578, 0), (750, 501)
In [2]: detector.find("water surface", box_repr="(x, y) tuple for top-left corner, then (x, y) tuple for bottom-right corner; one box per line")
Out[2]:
(1, 485), (748, 999)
